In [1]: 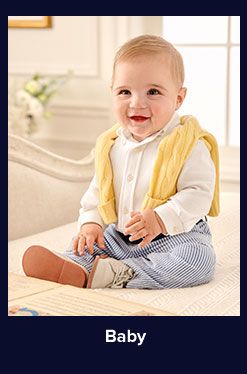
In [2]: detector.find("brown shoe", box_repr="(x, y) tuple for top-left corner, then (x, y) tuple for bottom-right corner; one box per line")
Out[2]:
(22, 245), (88, 288)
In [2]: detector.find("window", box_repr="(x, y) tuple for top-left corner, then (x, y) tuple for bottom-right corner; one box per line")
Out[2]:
(163, 16), (240, 147)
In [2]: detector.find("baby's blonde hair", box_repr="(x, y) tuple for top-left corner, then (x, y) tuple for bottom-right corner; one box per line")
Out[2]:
(112, 34), (185, 89)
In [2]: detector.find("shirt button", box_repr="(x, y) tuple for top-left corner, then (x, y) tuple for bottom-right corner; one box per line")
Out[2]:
(127, 174), (133, 182)
(173, 226), (179, 233)
(123, 207), (129, 214)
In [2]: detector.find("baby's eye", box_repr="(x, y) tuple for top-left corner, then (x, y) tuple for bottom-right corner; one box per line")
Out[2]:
(147, 88), (160, 95)
(118, 89), (131, 95)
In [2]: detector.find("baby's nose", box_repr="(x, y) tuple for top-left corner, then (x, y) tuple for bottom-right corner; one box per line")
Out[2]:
(129, 94), (147, 109)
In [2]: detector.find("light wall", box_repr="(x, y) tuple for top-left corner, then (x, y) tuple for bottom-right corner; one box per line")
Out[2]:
(8, 16), (162, 143)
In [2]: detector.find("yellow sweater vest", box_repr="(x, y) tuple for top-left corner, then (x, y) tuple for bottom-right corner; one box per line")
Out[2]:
(95, 115), (220, 225)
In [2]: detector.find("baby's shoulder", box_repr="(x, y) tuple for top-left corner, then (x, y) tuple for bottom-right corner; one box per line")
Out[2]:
(189, 140), (212, 162)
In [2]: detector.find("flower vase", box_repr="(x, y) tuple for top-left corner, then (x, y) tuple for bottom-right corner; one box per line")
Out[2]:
(26, 115), (40, 137)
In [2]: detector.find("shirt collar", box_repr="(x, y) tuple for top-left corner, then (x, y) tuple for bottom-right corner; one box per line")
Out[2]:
(116, 112), (180, 146)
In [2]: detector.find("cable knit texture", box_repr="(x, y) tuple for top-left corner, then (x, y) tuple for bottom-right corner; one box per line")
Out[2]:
(95, 115), (220, 224)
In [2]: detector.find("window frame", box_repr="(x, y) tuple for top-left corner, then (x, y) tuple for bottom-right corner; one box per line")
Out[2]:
(160, 16), (240, 186)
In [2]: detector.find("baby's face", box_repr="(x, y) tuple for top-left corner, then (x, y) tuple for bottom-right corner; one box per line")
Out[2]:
(112, 54), (186, 141)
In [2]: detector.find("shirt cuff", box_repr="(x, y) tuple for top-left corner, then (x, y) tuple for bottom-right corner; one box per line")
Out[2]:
(77, 210), (106, 232)
(154, 202), (184, 236)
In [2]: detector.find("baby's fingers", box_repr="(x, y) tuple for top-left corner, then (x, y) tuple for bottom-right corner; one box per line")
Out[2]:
(78, 236), (86, 256)
(86, 236), (95, 254)
(138, 235), (152, 249)
(125, 212), (142, 229)
(130, 211), (140, 218)
(97, 235), (106, 249)
(73, 237), (79, 255)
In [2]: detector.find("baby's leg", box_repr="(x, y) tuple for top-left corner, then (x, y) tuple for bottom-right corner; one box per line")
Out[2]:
(115, 221), (216, 289)
(22, 236), (109, 288)
(63, 225), (143, 271)
(63, 236), (109, 273)
(22, 228), (123, 288)
(122, 242), (216, 289)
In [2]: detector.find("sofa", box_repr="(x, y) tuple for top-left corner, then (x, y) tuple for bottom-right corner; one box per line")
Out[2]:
(8, 134), (240, 316)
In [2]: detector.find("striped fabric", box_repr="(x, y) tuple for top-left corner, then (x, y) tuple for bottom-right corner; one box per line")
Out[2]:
(64, 221), (216, 289)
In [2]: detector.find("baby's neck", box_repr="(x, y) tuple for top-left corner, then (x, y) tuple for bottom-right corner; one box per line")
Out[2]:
(131, 130), (161, 142)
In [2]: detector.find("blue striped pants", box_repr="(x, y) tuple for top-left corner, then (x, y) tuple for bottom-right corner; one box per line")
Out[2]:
(64, 221), (216, 289)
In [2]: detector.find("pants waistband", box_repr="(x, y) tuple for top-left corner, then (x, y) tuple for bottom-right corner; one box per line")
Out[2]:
(116, 218), (206, 245)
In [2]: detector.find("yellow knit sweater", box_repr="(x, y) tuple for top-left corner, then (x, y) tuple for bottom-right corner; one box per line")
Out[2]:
(95, 115), (220, 225)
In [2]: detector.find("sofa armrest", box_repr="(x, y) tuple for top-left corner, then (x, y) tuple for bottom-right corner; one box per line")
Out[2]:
(8, 134), (95, 240)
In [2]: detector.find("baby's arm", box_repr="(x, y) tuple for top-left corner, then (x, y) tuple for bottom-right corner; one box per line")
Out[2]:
(77, 174), (105, 231)
(154, 140), (216, 236)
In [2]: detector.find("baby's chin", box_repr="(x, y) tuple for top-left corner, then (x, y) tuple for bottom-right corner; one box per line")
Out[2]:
(129, 128), (152, 142)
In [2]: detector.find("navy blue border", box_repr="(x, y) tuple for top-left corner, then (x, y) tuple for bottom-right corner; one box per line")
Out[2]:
(4, 12), (243, 367)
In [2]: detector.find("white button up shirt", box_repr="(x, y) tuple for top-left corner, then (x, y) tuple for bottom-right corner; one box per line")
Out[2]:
(78, 112), (216, 236)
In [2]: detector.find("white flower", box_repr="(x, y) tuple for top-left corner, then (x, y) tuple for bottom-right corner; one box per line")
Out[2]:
(28, 97), (44, 118)
(16, 89), (32, 108)
(39, 77), (49, 87)
(8, 105), (30, 136)
(16, 90), (43, 118)
(8, 70), (72, 136)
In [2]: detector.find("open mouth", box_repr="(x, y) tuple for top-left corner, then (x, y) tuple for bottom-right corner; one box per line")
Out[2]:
(129, 116), (149, 122)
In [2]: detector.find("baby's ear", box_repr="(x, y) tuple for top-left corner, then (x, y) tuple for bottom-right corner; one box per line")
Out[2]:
(176, 87), (187, 110)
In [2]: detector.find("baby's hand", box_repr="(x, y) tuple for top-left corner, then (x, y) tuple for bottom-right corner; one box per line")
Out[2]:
(124, 209), (167, 248)
(73, 223), (105, 256)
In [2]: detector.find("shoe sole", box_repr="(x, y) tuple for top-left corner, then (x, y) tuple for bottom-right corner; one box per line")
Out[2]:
(22, 246), (87, 288)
